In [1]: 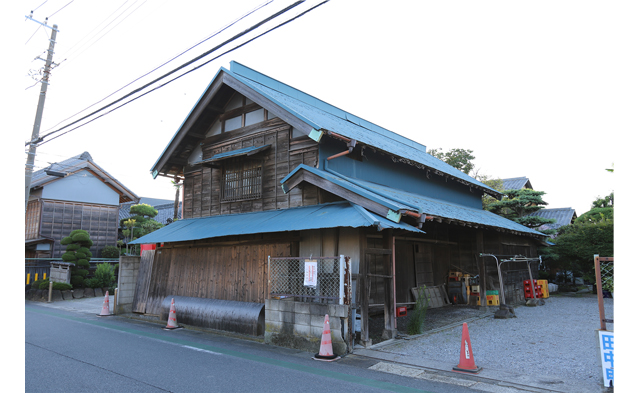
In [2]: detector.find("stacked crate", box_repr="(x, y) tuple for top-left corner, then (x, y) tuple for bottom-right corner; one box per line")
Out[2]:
(523, 280), (543, 299)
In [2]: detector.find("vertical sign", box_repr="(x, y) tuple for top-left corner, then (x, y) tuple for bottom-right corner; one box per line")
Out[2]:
(304, 259), (317, 288)
(598, 330), (614, 388)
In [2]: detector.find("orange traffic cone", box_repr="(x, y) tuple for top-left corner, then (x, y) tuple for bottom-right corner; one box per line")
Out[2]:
(97, 291), (112, 316)
(164, 298), (182, 330)
(453, 322), (482, 374)
(313, 314), (340, 361)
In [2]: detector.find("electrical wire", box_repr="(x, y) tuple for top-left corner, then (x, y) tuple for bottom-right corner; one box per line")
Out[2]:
(60, 0), (146, 63)
(39, 0), (330, 146)
(41, 0), (273, 135)
(56, 0), (130, 61)
(47, 0), (74, 18)
(32, 0), (317, 146)
(31, 0), (48, 12)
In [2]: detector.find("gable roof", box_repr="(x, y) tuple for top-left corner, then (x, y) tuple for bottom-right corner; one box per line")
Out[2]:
(501, 177), (533, 190)
(282, 164), (546, 239)
(527, 207), (577, 231)
(30, 152), (139, 204)
(119, 198), (182, 226)
(151, 61), (501, 198)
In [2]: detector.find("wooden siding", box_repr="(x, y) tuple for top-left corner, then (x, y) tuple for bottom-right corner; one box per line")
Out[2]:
(38, 200), (119, 258)
(183, 118), (321, 219)
(143, 239), (291, 316)
(25, 199), (42, 240)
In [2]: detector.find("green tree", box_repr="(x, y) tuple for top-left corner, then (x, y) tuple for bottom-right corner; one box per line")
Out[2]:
(541, 193), (614, 283)
(60, 229), (93, 288)
(120, 203), (164, 254)
(428, 148), (476, 174)
(486, 189), (556, 230)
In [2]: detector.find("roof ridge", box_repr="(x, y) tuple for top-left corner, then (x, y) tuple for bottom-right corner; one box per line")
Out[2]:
(229, 61), (426, 152)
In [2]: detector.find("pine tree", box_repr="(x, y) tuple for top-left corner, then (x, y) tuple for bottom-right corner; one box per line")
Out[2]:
(60, 229), (93, 288)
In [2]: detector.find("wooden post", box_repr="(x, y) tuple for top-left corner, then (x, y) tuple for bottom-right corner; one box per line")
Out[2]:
(359, 229), (371, 347)
(594, 255), (607, 330)
(382, 229), (396, 340)
(476, 230), (486, 307)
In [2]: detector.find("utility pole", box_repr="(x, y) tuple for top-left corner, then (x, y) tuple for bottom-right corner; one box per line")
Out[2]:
(25, 17), (59, 211)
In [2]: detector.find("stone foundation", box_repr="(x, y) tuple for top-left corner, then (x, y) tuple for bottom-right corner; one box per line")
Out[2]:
(265, 298), (349, 355)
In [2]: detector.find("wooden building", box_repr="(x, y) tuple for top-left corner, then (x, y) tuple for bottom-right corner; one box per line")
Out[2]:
(132, 62), (547, 346)
(25, 152), (139, 259)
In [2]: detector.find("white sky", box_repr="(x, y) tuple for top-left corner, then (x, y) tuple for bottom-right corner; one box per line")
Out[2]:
(7, 0), (630, 215)
(6, 1), (636, 388)
(6, 0), (634, 217)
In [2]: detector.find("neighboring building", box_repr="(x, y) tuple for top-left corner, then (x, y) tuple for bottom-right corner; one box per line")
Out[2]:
(528, 207), (577, 236)
(500, 176), (533, 190)
(25, 152), (139, 259)
(131, 61), (546, 347)
(119, 198), (183, 226)
(497, 176), (576, 236)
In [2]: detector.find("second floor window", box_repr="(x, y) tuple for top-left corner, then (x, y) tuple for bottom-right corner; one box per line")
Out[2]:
(221, 159), (263, 202)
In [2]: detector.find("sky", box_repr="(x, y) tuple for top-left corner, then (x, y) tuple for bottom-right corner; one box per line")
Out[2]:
(6, 0), (633, 218)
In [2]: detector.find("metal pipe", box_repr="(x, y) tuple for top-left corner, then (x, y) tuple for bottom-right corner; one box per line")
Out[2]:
(326, 130), (352, 143)
(47, 281), (53, 303)
(327, 149), (352, 161)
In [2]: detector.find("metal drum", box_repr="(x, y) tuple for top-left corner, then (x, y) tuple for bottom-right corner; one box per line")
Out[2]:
(160, 296), (265, 336)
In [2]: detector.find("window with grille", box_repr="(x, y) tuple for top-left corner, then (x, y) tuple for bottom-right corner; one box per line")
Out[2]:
(222, 159), (263, 202)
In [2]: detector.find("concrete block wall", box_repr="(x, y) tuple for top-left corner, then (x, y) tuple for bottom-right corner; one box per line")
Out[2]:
(264, 298), (349, 355)
(116, 256), (140, 314)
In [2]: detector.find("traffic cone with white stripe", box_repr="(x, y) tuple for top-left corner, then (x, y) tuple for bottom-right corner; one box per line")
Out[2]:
(313, 314), (340, 361)
(97, 291), (112, 316)
(453, 322), (482, 374)
(164, 298), (182, 330)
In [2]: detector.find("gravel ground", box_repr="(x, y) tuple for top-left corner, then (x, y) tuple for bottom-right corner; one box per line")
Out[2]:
(376, 293), (614, 393)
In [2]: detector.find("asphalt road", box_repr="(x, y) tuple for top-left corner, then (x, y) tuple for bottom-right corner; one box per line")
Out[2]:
(25, 303), (485, 393)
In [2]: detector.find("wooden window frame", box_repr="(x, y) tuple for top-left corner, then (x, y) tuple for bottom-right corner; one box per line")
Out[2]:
(220, 95), (267, 133)
(221, 158), (263, 203)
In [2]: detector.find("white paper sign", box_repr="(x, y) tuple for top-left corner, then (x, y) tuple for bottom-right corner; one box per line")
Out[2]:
(598, 330), (614, 388)
(304, 259), (317, 288)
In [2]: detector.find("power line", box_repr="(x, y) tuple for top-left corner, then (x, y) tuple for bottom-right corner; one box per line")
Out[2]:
(59, 0), (146, 63)
(33, 0), (317, 146)
(41, 0), (273, 135)
(39, 0), (330, 146)
(56, 0), (130, 61)
(48, 0), (74, 18)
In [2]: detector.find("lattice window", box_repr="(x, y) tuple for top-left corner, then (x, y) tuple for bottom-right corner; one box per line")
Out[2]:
(222, 159), (262, 202)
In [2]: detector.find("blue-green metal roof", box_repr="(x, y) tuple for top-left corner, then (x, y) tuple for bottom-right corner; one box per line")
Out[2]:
(281, 164), (545, 237)
(226, 61), (499, 196)
(130, 201), (422, 244)
(192, 145), (270, 165)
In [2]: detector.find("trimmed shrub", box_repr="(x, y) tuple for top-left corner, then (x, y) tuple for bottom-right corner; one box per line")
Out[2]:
(93, 263), (116, 288)
(31, 279), (44, 290)
(52, 282), (73, 291)
(100, 245), (120, 258)
(38, 279), (51, 290)
(71, 275), (85, 288)
(84, 277), (102, 289)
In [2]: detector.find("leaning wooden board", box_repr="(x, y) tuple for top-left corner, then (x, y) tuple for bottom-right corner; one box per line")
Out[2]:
(411, 284), (451, 308)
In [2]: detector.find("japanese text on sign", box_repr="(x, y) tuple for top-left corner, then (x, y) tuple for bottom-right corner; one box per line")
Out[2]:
(304, 259), (317, 288)
(598, 331), (614, 388)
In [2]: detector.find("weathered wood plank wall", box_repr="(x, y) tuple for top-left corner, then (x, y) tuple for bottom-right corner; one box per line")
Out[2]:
(143, 240), (291, 316)
(37, 200), (119, 258)
(182, 118), (320, 219)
